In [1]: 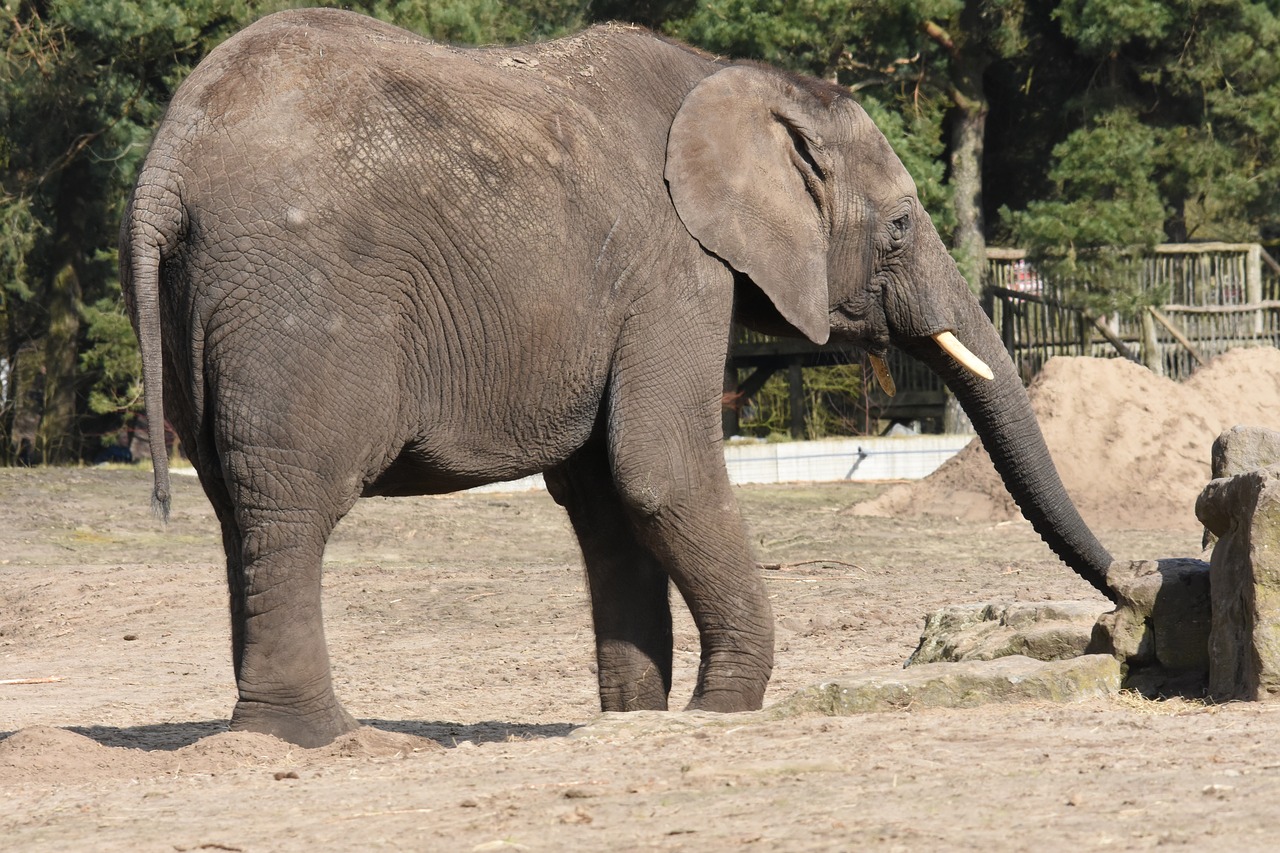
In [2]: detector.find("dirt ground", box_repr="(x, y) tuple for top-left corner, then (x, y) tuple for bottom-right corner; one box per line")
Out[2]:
(4, 465), (1280, 851)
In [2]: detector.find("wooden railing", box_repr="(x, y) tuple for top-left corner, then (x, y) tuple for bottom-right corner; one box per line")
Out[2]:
(986, 243), (1280, 381)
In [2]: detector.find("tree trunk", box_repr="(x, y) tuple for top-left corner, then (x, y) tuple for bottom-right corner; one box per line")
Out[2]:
(8, 339), (44, 465)
(943, 40), (990, 436)
(942, 96), (986, 436)
(950, 90), (988, 295)
(35, 254), (82, 463)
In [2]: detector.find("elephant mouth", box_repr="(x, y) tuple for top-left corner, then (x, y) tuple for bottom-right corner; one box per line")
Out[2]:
(829, 301), (889, 352)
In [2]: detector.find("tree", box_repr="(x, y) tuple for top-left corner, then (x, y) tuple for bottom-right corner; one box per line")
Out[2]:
(1003, 0), (1280, 324)
(1013, 0), (1280, 244)
(1, 0), (253, 464)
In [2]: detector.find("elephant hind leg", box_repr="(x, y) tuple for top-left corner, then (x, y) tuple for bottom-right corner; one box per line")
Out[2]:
(217, 445), (362, 747)
(547, 441), (673, 711)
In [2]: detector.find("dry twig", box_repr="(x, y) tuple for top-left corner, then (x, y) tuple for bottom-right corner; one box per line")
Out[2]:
(758, 559), (866, 573)
(0, 676), (63, 685)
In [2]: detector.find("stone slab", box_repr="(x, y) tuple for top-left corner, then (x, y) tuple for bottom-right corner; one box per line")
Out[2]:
(767, 654), (1121, 717)
(907, 600), (1108, 666)
(1204, 426), (1280, 549)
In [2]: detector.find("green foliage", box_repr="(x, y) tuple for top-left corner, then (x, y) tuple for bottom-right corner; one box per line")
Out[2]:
(1, 0), (253, 462)
(1005, 110), (1166, 252)
(1003, 111), (1168, 318)
(1028, 0), (1280, 245)
(0, 194), (42, 302)
(360, 0), (588, 43)
(667, 0), (867, 78)
(1002, 0), (1280, 315)
(1053, 0), (1173, 55)
(736, 364), (865, 439)
(80, 293), (141, 419)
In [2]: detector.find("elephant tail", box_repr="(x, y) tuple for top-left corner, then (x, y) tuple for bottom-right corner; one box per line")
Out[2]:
(120, 180), (184, 521)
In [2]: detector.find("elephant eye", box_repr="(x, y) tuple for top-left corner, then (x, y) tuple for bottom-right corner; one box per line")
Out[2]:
(888, 212), (911, 243)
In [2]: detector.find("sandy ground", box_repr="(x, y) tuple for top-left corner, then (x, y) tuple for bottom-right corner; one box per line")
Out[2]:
(3, 465), (1279, 851)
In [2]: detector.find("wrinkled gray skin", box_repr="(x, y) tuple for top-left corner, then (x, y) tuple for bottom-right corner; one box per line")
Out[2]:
(121, 9), (1114, 747)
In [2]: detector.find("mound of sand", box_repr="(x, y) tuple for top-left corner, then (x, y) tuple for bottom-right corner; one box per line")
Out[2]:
(854, 346), (1280, 531)
(0, 725), (440, 786)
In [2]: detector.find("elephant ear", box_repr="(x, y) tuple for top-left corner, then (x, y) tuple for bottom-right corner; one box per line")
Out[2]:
(666, 66), (832, 345)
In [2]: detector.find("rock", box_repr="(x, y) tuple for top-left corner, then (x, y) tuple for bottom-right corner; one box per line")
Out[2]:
(769, 655), (1121, 717)
(1087, 559), (1212, 696)
(907, 600), (1108, 666)
(1204, 426), (1280, 549)
(1196, 463), (1280, 700)
(1211, 426), (1280, 478)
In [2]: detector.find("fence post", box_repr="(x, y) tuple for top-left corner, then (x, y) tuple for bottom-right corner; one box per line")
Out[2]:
(788, 359), (805, 439)
(1141, 309), (1164, 376)
(1249, 243), (1264, 334)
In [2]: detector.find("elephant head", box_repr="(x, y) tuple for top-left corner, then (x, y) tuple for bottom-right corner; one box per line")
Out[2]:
(665, 66), (1115, 600)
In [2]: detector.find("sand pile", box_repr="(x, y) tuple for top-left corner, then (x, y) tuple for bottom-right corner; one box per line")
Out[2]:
(854, 346), (1280, 531)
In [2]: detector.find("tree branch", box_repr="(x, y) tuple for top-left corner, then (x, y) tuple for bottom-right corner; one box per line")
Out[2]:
(921, 20), (960, 60)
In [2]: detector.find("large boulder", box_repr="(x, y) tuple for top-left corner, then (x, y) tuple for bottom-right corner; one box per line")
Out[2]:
(1211, 425), (1280, 479)
(1204, 426), (1280, 550)
(1087, 558), (1212, 696)
(1197, 463), (1280, 700)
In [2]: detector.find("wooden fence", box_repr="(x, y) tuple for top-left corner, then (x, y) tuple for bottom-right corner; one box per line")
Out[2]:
(986, 243), (1280, 381)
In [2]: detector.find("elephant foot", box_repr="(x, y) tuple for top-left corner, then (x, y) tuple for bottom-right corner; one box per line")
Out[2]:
(600, 685), (669, 712)
(684, 692), (763, 713)
(230, 698), (360, 748)
(684, 671), (768, 712)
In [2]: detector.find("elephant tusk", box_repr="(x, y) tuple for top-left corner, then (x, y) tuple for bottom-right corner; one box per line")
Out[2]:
(933, 331), (994, 381)
(868, 355), (896, 397)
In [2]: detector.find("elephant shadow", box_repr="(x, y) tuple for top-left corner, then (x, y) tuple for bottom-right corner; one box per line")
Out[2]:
(55, 719), (576, 751)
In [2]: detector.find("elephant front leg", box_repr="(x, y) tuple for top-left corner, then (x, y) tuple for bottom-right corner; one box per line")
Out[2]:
(547, 447), (674, 711)
(605, 315), (775, 712)
(629, 475), (775, 713)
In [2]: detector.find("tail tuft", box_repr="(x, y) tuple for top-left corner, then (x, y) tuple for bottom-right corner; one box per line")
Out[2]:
(152, 487), (172, 523)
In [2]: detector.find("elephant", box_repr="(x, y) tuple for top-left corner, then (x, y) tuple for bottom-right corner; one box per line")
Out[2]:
(120, 8), (1114, 747)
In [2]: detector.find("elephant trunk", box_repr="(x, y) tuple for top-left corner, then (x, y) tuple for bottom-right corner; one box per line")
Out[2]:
(899, 297), (1117, 602)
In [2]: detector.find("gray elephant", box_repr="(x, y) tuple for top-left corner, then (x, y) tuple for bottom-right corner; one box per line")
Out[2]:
(121, 8), (1114, 747)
